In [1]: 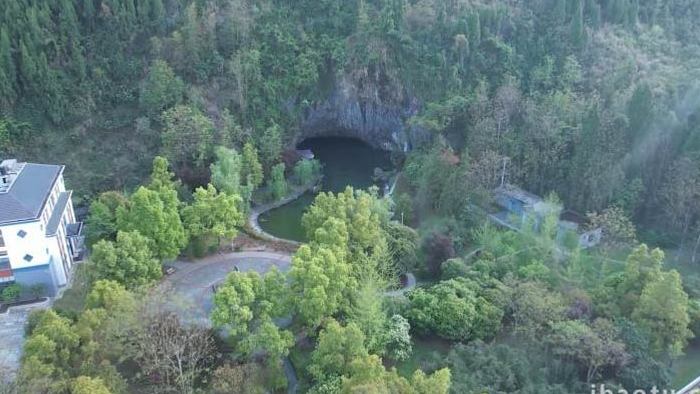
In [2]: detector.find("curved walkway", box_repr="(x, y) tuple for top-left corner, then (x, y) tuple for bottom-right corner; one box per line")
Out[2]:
(163, 251), (415, 393)
(384, 273), (417, 297)
(163, 251), (292, 325)
(246, 180), (321, 246)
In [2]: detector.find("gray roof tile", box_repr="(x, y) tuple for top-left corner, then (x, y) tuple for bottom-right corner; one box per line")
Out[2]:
(0, 164), (62, 225)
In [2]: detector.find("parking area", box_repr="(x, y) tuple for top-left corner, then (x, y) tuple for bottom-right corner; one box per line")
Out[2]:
(161, 251), (292, 325)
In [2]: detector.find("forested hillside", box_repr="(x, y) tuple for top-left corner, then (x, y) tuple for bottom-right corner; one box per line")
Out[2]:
(1, 0), (699, 244)
(3, 1), (700, 393)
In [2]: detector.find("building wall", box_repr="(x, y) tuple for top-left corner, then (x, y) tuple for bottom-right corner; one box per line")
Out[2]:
(0, 173), (74, 295)
(0, 221), (49, 270)
(12, 263), (59, 296)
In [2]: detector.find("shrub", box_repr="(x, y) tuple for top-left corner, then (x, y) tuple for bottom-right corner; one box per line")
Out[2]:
(1, 283), (21, 302)
(30, 284), (45, 299)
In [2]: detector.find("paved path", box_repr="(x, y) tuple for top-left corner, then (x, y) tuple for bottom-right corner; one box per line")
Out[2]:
(163, 251), (417, 394)
(0, 301), (50, 380)
(163, 251), (292, 326)
(384, 273), (417, 297)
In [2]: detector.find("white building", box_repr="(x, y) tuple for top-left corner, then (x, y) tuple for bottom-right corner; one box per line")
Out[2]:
(0, 159), (83, 296)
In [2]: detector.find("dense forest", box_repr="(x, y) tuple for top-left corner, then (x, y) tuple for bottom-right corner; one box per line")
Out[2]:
(1, 0), (700, 393)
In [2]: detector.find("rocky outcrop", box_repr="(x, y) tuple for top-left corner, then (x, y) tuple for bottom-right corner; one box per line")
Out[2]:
(297, 74), (429, 151)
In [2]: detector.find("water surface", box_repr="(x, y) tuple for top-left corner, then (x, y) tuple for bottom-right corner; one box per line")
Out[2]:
(258, 137), (393, 241)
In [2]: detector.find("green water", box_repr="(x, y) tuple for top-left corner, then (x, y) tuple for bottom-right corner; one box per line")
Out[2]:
(258, 137), (393, 242)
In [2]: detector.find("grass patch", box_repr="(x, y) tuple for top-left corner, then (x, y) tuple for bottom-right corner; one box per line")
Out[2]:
(672, 340), (700, 389)
(394, 335), (452, 378)
(53, 264), (92, 316)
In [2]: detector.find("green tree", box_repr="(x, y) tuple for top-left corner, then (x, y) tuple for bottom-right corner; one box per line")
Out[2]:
(383, 314), (412, 362)
(508, 280), (566, 341)
(85, 191), (128, 247)
(586, 206), (637, 249)
(569, 0), (585, 48)
(632, 270), (693, 358)
(71, 376), (111, 394)
(289, 218), (352, 327)
(0, 27), (16, 104)
(302, 187), (390, 274)
(293, 159), (320, 186)
(85, 279), (137, 313)
(210, 146), (242, 196)
(148, 156), (179, 193)
(20, 310), (80, 385)
(393, 193), (414, 224)
(241, 142), (264, 189)
(546, 318), (628, 384)
(139, 59), (185, 115)
(117, 186), (187, 261)
(268, 162), (287, 200)
(309, 319), (368, 382)
(385, 221), (419, 274)
(257, 123), (283, 169)
(182, 184), (243, 245)
(91, 231), (161, 289)
(405, 278), (503, 341)
(346, 275), (388, 355)
(160, 105), (215, 176)
(211, 269), (292, 360)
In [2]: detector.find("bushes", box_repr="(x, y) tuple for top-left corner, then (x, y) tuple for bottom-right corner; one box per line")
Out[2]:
(405, 278), (504, 341)
(1, 283), (21, 302)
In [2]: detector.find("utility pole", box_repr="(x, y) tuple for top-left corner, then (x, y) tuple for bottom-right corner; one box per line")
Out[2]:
(500, 157), (510, 187)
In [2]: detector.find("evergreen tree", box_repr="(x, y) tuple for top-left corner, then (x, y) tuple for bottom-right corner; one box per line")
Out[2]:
(211, 147), (243, 196)
(241, 142), (264, 189)
(570, 0), (585, 48)
(632, 270), (692, 358)
(117, 186), (187, 261)
(0, 27), (16, 103)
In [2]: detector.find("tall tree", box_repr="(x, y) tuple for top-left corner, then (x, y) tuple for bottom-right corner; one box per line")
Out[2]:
(210, 146), (243, 196)
(160, 105), (215, 179)
(211, 269), (292, 360)
(117, 186), (187, 261)
(85, 191), (128, 247)
(257, 123), (283, 169)
(91, 230), (161, 289)
(632, 270), (693, 358)
(140, 60), (184, 116)
(241, 142), (264, 190)
(182, 184), (244, 246)
(0, 27), (16, 104)
(289, 218), (353, 327)
(268, 162), (287, 201)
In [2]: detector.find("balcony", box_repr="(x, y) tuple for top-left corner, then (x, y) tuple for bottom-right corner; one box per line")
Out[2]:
(66, 222), (85, 261)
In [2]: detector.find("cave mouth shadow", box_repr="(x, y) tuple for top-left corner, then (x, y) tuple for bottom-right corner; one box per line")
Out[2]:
(295, 135), (378, 151)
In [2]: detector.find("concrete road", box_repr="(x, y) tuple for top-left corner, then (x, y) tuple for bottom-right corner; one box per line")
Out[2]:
(161, 251), (292, 326)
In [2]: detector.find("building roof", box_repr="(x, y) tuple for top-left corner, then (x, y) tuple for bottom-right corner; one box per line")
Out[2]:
(495, 184), (543, 206)
(0, 163), (63, 225)
(46, 191), (71, 236)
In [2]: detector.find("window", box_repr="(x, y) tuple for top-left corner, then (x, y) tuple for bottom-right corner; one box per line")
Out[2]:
(23, 254), (33, 262)
(17, 229), (27, 238)
(0, 229), (4, 247)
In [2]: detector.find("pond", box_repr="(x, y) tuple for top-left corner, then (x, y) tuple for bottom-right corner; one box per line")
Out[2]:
(672, 340), (700, 389)
(258, 137), (394, 242)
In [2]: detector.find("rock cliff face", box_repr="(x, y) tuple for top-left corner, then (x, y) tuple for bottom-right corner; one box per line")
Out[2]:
(296, 74), (429, 151)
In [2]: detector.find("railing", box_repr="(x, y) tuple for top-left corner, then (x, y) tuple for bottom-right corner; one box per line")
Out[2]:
(678, 375), (700, 394)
